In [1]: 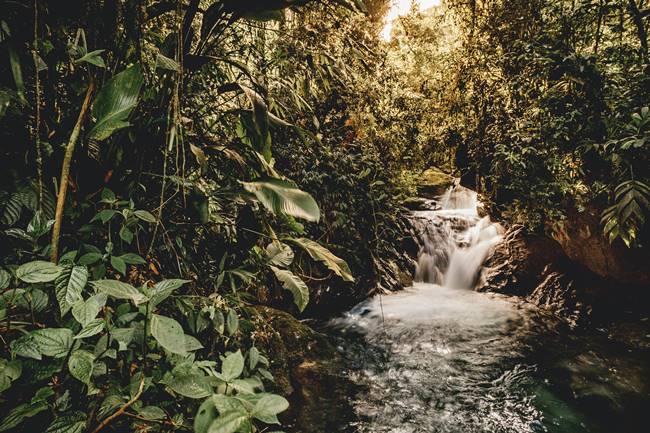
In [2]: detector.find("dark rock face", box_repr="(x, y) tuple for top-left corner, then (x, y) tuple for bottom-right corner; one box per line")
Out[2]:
(477, 226), (563, 296)
(553, 206), (650, 286)
(478, 226), (650, 326)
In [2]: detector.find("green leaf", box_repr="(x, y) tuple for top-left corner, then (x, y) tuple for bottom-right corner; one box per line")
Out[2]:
(194, 398), (218, 433)
(110, 256), (126, 275)
(184, 335), (204, 352)
(88, 64), (144, 141)
(10, 334), (41, 360)
(119, 253), (146, 265)
(0, 269), (10, 289)
(252, 394), (289, 424)
(32, 328), (73, 358)
(226, 309), (239, 336)
(266, 242), (294, 267)
(248, 347), (260, 370)
(137, 406), (166, 420)
(78, 252), (102, 266)
(155, 52), (180, 72)
(288, 238), (354, 282)
(119, 225), (134, 243)
(150, 314), (187, 354)
(241, 178), (320, 222)
(134, 210), (157, 222)
(0, 401), (48, 432)
(74, 318), (105, 339)
(55, 265), (88, 316)
(207, 411), (249, 433)
(221, 350), (244, 382)
(45, 412), (86, 433)
(74, 49), (105, 68)
(90, 280), (147, 304)
(147, 279), (189, 308)
(16, 260), (62, 283)
(68, 350), (95, 384)
(163, 372), (212, 399)
(269, 266), (309, 312)
(72, 294), (106, 326)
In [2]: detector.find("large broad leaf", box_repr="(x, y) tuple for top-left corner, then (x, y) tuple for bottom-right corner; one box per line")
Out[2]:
(150, 314), (187, 354)
(55, 265), (88, 316)
(68, 350), (95, 384)
(269, 266), (309, 312)
(88, 64), (144, 141)
(220, 350), (244, 382)
(194, 399), (218, 433)
(90, 280), (147, 305)
(206, 410), (249, 433)
(0, 402), (48, 432)
(31, 328), (73, 358)
(252, 394), (289, 424)
(288, 238), (354, 282)
(16, 261), (62, 283)
(72, 294), (106, 326)
(241, 178), (320, 222)
(162, 372), (212, 399)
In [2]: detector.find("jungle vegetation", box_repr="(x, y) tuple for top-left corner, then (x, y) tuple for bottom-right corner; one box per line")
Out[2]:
(0, 0), (648, 432)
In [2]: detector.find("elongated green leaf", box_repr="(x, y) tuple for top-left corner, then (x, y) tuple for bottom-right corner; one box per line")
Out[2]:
(45, 412), (86, 433)
(269, 266), (309, 312)
(55, 265), (88, 316)
(75, 49), (105, 68)
(16, 261), (62, 283)
(288, 237), (354, 282)
(0, 269), (10, 289)
(150, 314), (186, 354)
(242, 178), (320, 222)
(74, 319), (105, 339)
(90, 280), (147, 304)
(88, 64), (144, 141)
(0, 402), (48, 432)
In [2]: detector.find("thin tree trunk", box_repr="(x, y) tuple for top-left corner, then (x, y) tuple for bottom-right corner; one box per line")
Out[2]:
(50, 82), (94, 263)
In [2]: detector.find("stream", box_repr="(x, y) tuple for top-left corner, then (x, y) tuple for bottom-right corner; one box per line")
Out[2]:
(325, 187), (650, 433)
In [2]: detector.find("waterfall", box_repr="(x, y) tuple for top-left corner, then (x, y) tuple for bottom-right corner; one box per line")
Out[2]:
(413, 184), (502, 289)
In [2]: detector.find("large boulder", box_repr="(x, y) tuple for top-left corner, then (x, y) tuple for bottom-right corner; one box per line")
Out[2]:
(553, 206), (649, 286)
(477, 225), (564, 296)
(250, 306), (355, 432)
(415, 167), (455, 198)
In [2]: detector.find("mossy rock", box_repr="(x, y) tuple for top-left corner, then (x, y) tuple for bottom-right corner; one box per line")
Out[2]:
(416, 167), (455, 198)
(247, 306), (356, 432)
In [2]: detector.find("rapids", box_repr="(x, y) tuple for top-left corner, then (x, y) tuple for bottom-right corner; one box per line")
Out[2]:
(326, 186), (650, 433)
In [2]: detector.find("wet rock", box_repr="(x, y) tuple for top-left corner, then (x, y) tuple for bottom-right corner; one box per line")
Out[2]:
(553, 206), (649, 286)
(416, 167), (455, 198)
(477, 225), (563, 296)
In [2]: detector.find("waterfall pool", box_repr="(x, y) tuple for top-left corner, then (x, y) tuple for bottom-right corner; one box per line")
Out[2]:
(320, 187), (650, 433)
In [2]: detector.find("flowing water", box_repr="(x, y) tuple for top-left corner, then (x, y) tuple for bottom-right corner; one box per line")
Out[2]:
(328, 186), (650, 433)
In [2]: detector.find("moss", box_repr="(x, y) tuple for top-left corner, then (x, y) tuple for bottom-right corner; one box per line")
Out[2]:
(416, 167), (455, 198)
(247, 306), (356, 432)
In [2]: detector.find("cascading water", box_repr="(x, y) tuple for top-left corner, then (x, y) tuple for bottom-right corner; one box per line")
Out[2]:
(326, 185), (650, 433)
(413, 185), (502, 290)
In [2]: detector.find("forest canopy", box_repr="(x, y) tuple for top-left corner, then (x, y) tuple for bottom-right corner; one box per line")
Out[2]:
(0, 0), (648, 432)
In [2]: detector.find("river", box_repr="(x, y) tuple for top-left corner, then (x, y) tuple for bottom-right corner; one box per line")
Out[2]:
(325, 187), (650, 433)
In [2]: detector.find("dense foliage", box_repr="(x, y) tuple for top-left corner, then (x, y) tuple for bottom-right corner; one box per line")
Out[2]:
(0, 1), (414, 432)
(388, 0), (650, 247)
